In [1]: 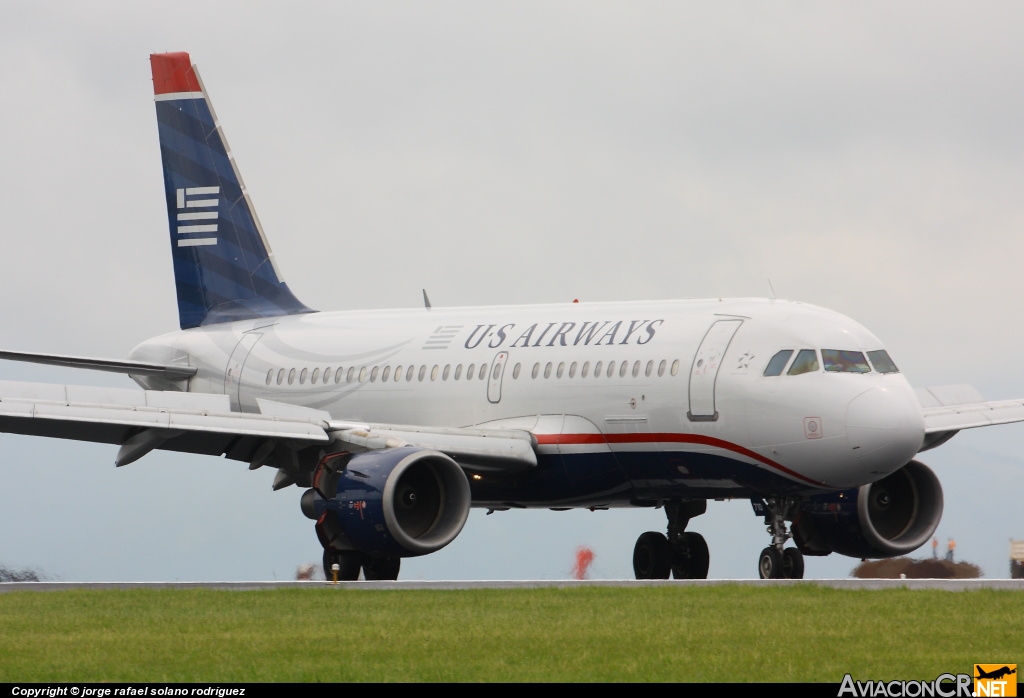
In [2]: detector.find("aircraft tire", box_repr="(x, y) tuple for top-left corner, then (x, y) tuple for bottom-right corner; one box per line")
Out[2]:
(782, 547), (804, 579)
(671, 531), (710, 579)
(323, 549), (362, 581)
(633, 531), (672, 579)
(758, 546), (784, 579)
(362, 556), (401, 581)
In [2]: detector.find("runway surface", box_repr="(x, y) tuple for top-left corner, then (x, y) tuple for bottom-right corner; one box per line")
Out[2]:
(1, 578), (1022, 592)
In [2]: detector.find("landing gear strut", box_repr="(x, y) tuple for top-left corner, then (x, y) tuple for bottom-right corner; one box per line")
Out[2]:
(755, 498), (804, 579)
(322, 549), (401, 581)
(633, 500), (710, 580)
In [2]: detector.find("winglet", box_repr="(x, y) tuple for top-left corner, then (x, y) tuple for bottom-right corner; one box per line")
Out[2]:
(422, 289), (432, 310)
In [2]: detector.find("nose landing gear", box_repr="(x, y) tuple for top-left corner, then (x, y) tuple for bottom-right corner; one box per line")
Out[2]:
(633, 500), (710, 580)
(754, 498), (805, 579)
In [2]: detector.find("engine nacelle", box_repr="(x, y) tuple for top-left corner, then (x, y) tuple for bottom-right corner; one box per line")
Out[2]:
(301, 447), (471, 558)
(792, 460), (943, 559)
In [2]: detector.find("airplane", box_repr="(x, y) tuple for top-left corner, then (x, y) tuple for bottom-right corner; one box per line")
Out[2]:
(1, 50), (1023, 581)
(975, 667), (1016, 681)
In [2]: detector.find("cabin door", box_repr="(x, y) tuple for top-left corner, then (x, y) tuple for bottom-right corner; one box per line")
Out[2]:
(687, 319), (742, 422)
(224, 332), (262, 411)
(487, 351), (509, 404)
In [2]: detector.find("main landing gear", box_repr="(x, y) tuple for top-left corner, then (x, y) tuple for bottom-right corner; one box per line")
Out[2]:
(754, 498), (804, 579)
(322, 549), (401, 581)
(633, 500), (710, 579)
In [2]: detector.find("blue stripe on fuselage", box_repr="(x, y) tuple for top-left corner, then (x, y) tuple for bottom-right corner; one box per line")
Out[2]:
(469, 450), (820, 508)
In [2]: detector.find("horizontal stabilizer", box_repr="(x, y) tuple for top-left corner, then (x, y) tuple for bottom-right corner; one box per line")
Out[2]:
(0, 350), (197, 380)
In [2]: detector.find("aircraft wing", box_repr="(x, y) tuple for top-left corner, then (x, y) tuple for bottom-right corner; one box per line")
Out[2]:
(917, 384), (1024, 451)
(0, 380), (329, 467)
(0, 380), (537, 476)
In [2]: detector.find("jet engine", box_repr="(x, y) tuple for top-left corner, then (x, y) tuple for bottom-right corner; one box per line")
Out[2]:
(300, 447), (471, 558)
(792, 460), (943, 559)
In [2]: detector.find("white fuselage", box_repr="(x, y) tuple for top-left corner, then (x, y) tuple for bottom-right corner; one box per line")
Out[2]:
(129, 298), (925, 506)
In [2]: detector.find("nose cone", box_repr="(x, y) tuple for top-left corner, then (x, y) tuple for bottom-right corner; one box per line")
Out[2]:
(847, 386), (924, 477)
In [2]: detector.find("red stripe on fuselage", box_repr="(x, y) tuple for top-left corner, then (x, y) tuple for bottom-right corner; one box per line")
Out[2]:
(534, 432), (823, 486)
(150, 52), (201, 95)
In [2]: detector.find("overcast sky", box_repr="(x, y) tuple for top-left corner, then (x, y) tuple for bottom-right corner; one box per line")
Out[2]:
(0, 2), (1022, 581)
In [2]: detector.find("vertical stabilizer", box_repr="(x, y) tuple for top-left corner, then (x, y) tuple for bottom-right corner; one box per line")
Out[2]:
(150, 52), (314, 330)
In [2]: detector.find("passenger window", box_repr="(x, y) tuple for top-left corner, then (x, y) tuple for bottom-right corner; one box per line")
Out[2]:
(513, 363), (521, 379)
(594, 361), (603, 377)
(582, 361), (590, 378)
(323, 367), (331, 384)
(381, 366), (391, 382)
(418, 365), (426, 381)
(532, 363), (540, 379)
(620, 362), (628, 378)
(657, 360), (666, 377)
(867, 350), (900, 374)
(455, 364), (463, 380)
(632, 361), (640, 378)
(288, 368), (296, 385)
(822, 350), (871, 373)
(311, 368), (320, 384)
(544, 362), (552, 379)
(492, 363), (501, 380)
(787, 350), (819, 376)
(670, 360), (679, 376)
(443, 364), (451, 381)
(645, 360), (653, 378)
(358, 367), (367, 383)
(763, 350), (794, 377)
(370, 366), (379, 383)
(569, 362), (577, 378)
(346, 367), (354, 383)
(556, 362), (565, 379)
(406, 366), (415, 382)
(431, 365), (439, 381)
(467, 363), (475, 381)
(300, 368), (308, 384)
(394, 366), (402, 382)
(266, 369), (273, 385)
(606, 361), (615, 378)
(479, 364), (488, 380)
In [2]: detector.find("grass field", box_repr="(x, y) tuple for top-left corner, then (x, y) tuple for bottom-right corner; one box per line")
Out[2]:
(1, 585), (1021, 682)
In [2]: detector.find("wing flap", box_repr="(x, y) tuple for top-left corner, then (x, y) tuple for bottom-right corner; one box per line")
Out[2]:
(328, 421), (538, 474)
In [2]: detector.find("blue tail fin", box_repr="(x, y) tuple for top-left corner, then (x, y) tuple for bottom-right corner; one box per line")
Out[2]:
(150, 52), (314, 330)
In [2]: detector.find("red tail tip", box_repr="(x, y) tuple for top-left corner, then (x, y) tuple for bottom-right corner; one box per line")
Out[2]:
(150, 52), (200, 95)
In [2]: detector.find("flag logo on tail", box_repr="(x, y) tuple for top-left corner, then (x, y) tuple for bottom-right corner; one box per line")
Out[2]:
(176, 186), (219, 247)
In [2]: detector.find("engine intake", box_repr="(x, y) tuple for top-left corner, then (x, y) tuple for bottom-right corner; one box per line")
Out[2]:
(301, 447), (471, 558)
(793, 460), (943, 559)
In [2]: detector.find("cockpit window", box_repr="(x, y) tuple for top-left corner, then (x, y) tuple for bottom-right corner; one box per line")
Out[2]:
(763, 350), (794, 377)
(867, 350), (900, 374)
(822, 349), (871, 373)
(787, 349), (819, 375)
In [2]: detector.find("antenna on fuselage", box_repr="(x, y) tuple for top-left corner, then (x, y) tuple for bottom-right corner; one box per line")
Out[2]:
(422, 289), (432, 310)
(767, 278), (777, 300)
